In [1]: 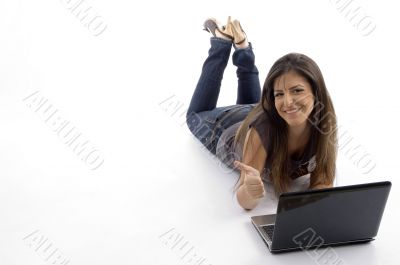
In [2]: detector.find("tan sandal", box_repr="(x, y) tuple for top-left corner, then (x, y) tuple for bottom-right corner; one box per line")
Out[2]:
(230, 19), (247, 45)
(203, 17), (234, 41)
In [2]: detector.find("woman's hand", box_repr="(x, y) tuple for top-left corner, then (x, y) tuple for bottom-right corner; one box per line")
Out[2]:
(234, 160), (265, 199)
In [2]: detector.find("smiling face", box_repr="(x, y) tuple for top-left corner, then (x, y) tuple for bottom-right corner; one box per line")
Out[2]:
(273, 70), (315, 128)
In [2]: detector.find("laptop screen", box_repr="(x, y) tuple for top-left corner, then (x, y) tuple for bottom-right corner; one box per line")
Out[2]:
(271, 181), (391, 251)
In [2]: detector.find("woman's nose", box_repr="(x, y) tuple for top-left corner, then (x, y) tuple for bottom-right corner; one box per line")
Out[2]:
(284, 94), (294, 106)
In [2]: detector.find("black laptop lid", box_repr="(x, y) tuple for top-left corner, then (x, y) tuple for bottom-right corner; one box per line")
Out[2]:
(271, 181), (391, 251)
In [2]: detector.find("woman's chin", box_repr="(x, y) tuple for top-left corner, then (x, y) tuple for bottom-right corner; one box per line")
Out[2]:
(285, 119), (308, 128)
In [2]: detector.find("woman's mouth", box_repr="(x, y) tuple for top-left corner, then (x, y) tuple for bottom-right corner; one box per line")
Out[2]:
(284, 107), (301, 114)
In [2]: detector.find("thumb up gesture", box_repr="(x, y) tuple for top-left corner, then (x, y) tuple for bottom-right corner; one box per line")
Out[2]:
(234, 160), (265, 199)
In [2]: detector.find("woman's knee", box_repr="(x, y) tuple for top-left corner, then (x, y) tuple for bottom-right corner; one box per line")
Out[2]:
(186, 111), (211, 138)
(186, 111), (199, 134)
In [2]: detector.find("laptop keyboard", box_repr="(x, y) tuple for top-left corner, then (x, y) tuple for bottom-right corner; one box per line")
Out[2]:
(261, 225), (275, 242)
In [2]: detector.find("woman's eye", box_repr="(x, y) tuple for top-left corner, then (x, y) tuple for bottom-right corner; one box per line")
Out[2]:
(274, 93), (283, 97)
(295, 89), (304, 93)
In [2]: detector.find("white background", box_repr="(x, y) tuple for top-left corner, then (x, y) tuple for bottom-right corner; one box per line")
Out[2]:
(1, 0), (399, 264)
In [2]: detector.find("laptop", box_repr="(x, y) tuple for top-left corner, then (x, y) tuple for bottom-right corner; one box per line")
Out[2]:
(251, 181), (391, 253)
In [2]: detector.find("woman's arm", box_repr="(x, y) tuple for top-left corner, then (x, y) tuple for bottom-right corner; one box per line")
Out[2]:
(309, 183), (333, 189)
(309, 172), (334, 189)
(236, 128), (267, 210)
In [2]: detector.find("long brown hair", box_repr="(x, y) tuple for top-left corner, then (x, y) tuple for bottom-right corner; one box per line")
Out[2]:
(233, 53), (337, 195)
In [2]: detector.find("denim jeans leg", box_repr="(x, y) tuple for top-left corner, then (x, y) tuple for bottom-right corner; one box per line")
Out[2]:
(186, 37), (232, 116)
(232, 43), (261, 104)
(187, 104), (255, 155)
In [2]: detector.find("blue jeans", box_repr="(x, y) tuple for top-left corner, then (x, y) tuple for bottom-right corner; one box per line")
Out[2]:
(186, 37), (261, 155)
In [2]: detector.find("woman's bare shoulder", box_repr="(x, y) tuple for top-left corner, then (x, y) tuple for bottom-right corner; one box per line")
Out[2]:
(243, 128), (267, 170)
(246, 127), (266, 153)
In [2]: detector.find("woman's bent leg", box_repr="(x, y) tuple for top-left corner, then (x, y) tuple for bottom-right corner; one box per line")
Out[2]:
(186, 37), (232, 116)
(187, 104), (256, 155)
(232, 43), (261, 104)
